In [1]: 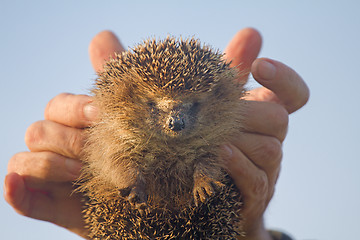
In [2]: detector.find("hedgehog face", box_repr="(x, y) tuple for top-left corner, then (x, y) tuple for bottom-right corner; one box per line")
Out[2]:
(138, 81), (235, 141)
(146, 96), (199, 137)
(95, 37), (243, 143)
(95, 72), (240, 144)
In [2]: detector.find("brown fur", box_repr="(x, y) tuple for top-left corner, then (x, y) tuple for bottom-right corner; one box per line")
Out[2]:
(77, 37), (246, 239)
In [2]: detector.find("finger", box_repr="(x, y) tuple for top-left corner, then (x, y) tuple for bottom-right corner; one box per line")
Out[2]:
(45, 93), (98, 128)
(25, 120), (84, 159)
(221, 144), (269, 200)
(7, 152), (82, 183)
(249, 58), (310, 113)
(224, 28), (262, 82)
(220, 144), (269, 231)
(231, 133), (282, 187)
(89, 30), (125, 72)
(242, 100), (289, 142)
(4, 172), (36, 217)
(4, 172), (58, 220)
(244, 87), (279, 103)
(4, 173), (86, 237)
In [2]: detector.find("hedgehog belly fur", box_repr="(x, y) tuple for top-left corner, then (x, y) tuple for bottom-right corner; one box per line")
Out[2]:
(83, 177), (244, 240)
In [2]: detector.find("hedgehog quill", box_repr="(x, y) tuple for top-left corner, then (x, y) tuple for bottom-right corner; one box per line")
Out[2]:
(77, 37), (246, 239)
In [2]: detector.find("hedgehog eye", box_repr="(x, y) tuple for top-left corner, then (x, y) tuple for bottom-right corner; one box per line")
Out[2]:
(147, 101), (159, 114)
(189, 101), (199, 114)
(147, 101), (156, 108)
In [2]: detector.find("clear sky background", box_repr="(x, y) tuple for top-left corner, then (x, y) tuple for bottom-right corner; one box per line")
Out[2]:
(1, 1), (359, 239)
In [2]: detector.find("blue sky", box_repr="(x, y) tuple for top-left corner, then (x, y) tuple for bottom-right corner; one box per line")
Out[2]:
(1, 1), (359, 239)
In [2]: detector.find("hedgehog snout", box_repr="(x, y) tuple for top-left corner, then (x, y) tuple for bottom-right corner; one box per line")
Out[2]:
(168, 115), (185, 132)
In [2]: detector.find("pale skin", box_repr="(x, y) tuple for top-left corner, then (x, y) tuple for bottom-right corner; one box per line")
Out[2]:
(4, 28), (309, 240)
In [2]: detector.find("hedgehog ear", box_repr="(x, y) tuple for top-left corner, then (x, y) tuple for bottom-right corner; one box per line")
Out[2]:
(210, 82), (225, 98)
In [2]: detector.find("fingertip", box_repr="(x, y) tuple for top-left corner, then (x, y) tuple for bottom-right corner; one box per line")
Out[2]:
(44, 93), (96, 128)
(77, 94), (99, 125)
(226, 28), (262, 52)
(64, 158), (83, 178)
(236, 27), (262, 44)
(4, 173), (26, 209)
(251, 58), (310, 113)
(90, 30), (120, 52)
(94, 30), (118, 40)
(224, 28), (262, 82)
(89, 30), (125, 72)
(220, 144), (233, 167)
(251, 58), (277, 82)
(220, 143), (245, 176)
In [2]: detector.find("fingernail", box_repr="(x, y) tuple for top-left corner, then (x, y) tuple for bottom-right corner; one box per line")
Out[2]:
(257, 60), (276, 80)
(221, 144), (233, 160)
(83, 103), (98, 121)
(65, 159), (82, 177)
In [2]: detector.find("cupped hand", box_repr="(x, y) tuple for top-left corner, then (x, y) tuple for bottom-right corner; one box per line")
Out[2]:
(222, 29), (309, 239)
(4, 94), (95, 238)
(4, 31), (124, 238)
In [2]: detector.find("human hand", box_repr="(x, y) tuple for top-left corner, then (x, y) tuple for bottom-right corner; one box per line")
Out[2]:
(4, 94), (94, 238)
(222, 29), (309, 239)
(4, 31), (124, 238)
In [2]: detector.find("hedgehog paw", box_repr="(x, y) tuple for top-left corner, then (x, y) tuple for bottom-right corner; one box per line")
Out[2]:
(119, 185), (148, 208)
(193, 178), (224, 206)
(128, 186), (147, 204)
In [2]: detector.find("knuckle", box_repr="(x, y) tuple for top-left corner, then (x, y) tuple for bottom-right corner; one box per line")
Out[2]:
(9, 152), (59, 180)
(67, 129), (84, 157)
(253, 172), (268, 195)
(8, 152), (27, 173)
(44, 93), (73, 120)
(36, 154), (53, 178)
(267, 185), (276, 203)
(269, 105), (289, 141)
(261, 137), (283, 163)
(272, 105), (289, 130)
(24, 121), (46, 149)
(44, 97), (55, 120)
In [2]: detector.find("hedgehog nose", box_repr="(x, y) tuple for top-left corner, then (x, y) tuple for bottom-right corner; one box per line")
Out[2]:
(168, 116), (185, 131)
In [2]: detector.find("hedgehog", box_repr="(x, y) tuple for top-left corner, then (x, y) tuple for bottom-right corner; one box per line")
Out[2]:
(77, 37), (246, 239)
